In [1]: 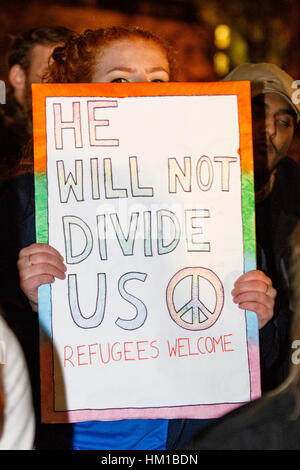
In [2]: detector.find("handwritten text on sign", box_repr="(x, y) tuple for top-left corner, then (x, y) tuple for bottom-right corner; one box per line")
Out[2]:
(39, 89), (256, 419)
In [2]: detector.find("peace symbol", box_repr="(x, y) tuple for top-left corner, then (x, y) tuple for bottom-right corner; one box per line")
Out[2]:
(166, 267), (224, 330)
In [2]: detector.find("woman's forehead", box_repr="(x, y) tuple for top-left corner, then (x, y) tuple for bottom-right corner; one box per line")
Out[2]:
(97, 37), (168, 60)
(93, 38), (170, 76)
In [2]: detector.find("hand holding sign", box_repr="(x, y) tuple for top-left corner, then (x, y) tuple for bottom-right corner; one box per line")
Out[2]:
(18, 245), (275, 329)
(232, 270), (276, 328)
(17, 243), (66, 311)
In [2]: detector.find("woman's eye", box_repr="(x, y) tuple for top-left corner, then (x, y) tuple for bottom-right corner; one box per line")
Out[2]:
(111, 78), (128, 83)
(151, 79), (167, 83)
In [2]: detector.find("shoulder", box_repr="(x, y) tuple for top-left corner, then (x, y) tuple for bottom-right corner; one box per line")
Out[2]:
(276, 157), (300, 189)
(0, 173), (36, 249)
(0, 172), (34, 219)
(0, 315), (35, 449)
(186, 390), (295, 450)
(273, 157), (300, 215)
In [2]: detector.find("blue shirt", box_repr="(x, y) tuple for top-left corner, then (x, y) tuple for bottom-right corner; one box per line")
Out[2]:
(72, 419), (169, 450)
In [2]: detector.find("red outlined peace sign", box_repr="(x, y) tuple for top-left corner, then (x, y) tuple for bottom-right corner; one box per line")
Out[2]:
(166, 267), (224, 330)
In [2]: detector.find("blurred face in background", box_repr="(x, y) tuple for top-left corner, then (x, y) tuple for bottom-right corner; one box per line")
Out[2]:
(9, 43), (60, 113)
(23, 44), (58, 110)
(252, 92), (295, 188)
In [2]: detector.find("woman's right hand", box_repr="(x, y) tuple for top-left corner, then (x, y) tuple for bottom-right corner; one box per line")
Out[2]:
(17, 243), (67, 311)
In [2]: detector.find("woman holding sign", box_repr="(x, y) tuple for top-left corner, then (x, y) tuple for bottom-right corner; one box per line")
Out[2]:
(14, 26), (276, 450)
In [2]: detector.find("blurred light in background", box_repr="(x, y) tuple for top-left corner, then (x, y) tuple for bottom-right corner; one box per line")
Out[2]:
(229, 31), (249, 67)
(214, 24), (231, 49)
(213, 51), (230, 76)
(214, 24), (231, 76)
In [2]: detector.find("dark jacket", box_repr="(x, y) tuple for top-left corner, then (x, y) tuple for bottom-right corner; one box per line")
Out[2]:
(0, 156), (299, 448)
(186, 386), (300, 450)
(256, 157), (300, 390)
(0, 94), (31, 170)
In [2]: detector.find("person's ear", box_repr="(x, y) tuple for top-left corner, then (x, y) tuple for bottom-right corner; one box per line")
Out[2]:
(8, 64), (26, 91)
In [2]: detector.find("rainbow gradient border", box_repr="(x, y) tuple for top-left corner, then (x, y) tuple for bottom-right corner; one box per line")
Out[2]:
(32, 81), (259, 423)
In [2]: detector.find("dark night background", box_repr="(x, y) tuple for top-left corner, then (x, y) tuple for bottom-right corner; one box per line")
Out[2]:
(1, 0), (300, 80)
(1, 0), (300, 157)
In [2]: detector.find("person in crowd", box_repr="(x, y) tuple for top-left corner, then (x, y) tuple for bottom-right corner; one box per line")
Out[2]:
(147, 62), (300, 449)
(0, 26), (73, 448)
(0, 364), (3, 437)
(223, 63), (300, 392)
(185, 219), (300, 450)
(0, 26), (73, 178)
(13, 26), (276, 450)
(0, 312), (35, 450)
(177, 62), (300, 451)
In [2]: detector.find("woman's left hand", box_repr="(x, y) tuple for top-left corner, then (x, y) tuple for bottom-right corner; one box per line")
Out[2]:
(231, 270), (277, 329)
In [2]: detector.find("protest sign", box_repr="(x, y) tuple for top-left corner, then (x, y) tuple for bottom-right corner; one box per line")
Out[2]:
(32, 82), (259, 423)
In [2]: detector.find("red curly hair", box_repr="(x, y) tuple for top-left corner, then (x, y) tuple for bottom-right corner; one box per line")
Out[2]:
(13, 26), (177, 178)
(44, 26), (177, 83)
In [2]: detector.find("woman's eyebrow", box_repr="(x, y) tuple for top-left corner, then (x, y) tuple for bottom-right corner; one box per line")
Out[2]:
(106, 66), (169, 74)
(106, 66), (134, 73)
(146, 66), (169, 73)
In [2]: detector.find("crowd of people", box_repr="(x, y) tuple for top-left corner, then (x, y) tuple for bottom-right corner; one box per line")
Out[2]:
(0, 21), (299, 451)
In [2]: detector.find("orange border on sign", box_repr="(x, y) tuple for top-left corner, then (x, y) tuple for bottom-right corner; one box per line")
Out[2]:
(32, 81), (258, 423)
(32, 81), (254, 175)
